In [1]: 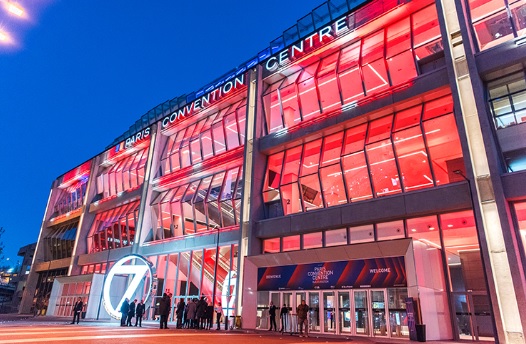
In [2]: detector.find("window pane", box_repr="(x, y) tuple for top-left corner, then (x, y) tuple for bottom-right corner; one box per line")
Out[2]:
(387, 50), (417, 86)
(321, 132), (343, 167)
(423, 114), (465, 185)
(367, 115), (393, 144)
(320, 164), (347, 207)
(514, 202), (526, 261)
(386, 18), (411, 58)
(283, 235), (300, 252)
(325, 228), (348, 247)
(304, 232), (323, 249)
(212, 122), (226, 154)
(263, 88), (284, 133)
(376, 220), (405, 241)
(473, 9), (513, 50)
(298, 62), (321, 121)
(362, 59), (389, 94)
(350, 224), (374, 243)
(339, 66), (364, 104)
(412, 5), (442, 59)
(282, 146), (302, 184)
(300, 174), (324, 211)
(265, 152), (284, 191)
(394, 126), (434, 191)
(342, 152), (373, 202)
(190, 139), (202, 164)
(407, 216), (441, 249)
(300, 140), (322, 177)
(318, 53), (341, 112)
(362, 30), (384, 64)
(281, 183), (303, 215)
(224, 112), (240, 150)
(423, 95), (454, 121)
(201, 130), (214, 159)
(280, 83), (301, 128)
(339, 41), (360, 71)
(263, 239), (280, 253)
(343, 124), (367, 155)
(366, 139), (401, 197)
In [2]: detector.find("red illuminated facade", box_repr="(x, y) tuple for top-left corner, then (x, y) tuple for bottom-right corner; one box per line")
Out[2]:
(21, 0), (526, 342)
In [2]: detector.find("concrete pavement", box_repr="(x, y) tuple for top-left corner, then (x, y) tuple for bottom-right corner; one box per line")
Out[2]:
(0, 313), (494, 344)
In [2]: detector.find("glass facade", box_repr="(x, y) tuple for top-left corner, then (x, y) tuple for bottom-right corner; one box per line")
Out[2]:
(263, 95), (464, 216)
(87, 201), (139, 252)
(488, 70), (526, 129)
(43, 222), (78, 260)
(96, 147), (149, 199)
(160, 99), (247, 176)
(150, 165), (243, 241)
(262, 4), (442, 134)
(468, 0), (526, 51)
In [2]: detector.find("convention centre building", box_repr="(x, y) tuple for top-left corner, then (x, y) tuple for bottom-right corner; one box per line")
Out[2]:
(20, 0), (526, 342)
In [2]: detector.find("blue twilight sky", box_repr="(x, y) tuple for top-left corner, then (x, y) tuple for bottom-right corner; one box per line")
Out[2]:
(0, 0), (324, 265)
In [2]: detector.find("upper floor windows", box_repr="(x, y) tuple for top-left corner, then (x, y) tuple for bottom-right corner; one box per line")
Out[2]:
(160, 100), (247, 176)
(468, 0), (526, 50)
(488, 71), (526, 129)
(263, 95), (464, 217)
(43, 222), (78, 261)
(87, 201), (139, 253)
(150, 165), (243, 241)
(96, 148), (149, 199)
(53, 177), (88, 217)
(262, 4), (442, 135)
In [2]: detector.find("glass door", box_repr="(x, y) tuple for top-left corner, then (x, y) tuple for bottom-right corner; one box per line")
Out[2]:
(354, 290), (368, 335)
(323, 291), (336, 333)
(338, 291), (351, 334)
(281, 292), (293, 332)
(371, 289), (388, 337)
(308, 292), (320, 332)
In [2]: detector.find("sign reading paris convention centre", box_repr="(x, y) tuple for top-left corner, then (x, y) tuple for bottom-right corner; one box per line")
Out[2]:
(102, 254), (153, 319)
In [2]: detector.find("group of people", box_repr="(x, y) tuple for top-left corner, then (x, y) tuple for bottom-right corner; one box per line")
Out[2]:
(175, 297), (226, 330)
(268, 300), (310, 337)
(119, 298), (146, 327)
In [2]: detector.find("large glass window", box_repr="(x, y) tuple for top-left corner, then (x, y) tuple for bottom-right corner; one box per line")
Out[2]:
(53, 177), (88, 217)
(150, 165), (243, 242)
(262, 95), (465, 216)
(160, 100), (247, 176)
(96, 148), (149, 199)
(488, 71), (526, 129)
(262, 5), (441, 135)
(88, 201), (139, 253)
(43, 222), (78, 260)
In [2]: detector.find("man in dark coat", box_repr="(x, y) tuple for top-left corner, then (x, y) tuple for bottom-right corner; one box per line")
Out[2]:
(135, 299), (145, 327)
(196, 296), (207, 329)
(120, 298), (130, 327)
(175, 299), (185, 329)
(159, 293), (171, 329)
(70, 297), (83, 324)
(268, 301), (277, 331)
(127, 299), (136, 326)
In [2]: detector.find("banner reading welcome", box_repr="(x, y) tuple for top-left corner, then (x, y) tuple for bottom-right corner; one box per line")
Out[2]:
(257, 256), (406, 291)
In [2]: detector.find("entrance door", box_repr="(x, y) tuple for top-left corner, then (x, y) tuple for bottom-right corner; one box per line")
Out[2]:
(323, 291), (336, 333)
(371, 289), (388, 337)
(451, 291), (494, 341)
(308, 292), (320, 332)
(354, 290), (368, 335)
(338, 291), (351, 334)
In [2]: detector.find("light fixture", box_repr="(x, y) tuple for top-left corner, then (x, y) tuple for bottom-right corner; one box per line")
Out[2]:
(5, 1), (24, 17)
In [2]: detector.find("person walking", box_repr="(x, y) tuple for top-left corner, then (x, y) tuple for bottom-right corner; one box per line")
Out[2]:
(176, 299), (185, 329)
(297, 300), (309, 337)
(135, 299), (145, 327)
(280, 303), (289, 332)
(70, 297), (83, 324)
(268, 301), (277, 331)
(214, 302), (223, 330)
(120, 299), (130, 327)
(127, 299), (136, 326)
(159, 293), (171, 329)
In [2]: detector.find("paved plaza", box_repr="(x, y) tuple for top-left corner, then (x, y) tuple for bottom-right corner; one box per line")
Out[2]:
(0, 315), (493, 344)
